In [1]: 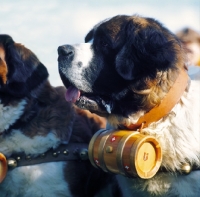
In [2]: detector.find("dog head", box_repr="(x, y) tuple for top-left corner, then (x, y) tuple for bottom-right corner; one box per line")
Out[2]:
(58, 15), (185, 124)
(0, 34), (48, 100)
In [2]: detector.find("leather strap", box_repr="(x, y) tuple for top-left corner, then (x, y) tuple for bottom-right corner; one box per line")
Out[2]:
(125, 69), (189, 130)
(7, 143), (88, 169)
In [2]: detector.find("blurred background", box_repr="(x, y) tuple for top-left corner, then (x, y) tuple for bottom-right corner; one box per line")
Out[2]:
(0, 0), (199, 86)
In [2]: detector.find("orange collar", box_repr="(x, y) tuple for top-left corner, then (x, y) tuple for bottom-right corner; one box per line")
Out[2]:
(125, 68), (189, 130)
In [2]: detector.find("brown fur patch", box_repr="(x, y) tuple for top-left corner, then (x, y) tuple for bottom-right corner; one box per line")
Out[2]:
(104, 16), (128, 40)
(20, 82), (106, 141)
(132, 16), (149, 28)
(0, 44), (8, 84)
(20, 83), (75, 140)
(13, 43), (41, 67)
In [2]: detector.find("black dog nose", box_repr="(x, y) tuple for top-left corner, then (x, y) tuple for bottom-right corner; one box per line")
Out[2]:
(58, 45), (75, 59)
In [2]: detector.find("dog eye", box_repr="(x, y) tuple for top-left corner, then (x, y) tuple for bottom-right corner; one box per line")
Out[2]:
(100, 40), (108, 48)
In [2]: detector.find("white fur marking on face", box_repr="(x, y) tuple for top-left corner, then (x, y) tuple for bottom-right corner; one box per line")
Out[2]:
(60, 43), (94, 92)
(73, 43), (93, 69)
(0, 99), (27, 133)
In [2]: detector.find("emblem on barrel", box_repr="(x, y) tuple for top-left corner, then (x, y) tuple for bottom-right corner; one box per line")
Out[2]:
(88, 129), (162, 179)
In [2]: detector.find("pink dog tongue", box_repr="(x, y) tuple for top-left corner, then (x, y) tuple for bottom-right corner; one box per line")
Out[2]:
(65, 86), (80, 103)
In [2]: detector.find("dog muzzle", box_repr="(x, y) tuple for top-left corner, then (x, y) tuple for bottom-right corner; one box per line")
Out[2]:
(88, 128), (162, 179)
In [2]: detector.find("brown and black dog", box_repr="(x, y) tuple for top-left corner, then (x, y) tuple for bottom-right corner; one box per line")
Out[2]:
(0, 34), (120, 197)
(58, 15), (200, 197)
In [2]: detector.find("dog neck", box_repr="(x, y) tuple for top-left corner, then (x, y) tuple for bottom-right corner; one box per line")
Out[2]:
(124, 68), (189, 130)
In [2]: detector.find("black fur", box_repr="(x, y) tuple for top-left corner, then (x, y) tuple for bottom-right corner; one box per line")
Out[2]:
(58, 15), (184, 117)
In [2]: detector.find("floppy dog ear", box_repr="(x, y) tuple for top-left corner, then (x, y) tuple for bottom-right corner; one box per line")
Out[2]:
(116, 18), (179, 80)
(85, 29), (94, 43)
(115, 43), (136, 80)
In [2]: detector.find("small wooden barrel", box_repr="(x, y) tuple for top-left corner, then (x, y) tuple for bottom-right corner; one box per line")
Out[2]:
(88, 129), (162, 179)
(0, 153), (7, 183)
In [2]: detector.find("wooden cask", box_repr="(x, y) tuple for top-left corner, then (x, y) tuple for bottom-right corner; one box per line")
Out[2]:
(88, 129), (162, 179)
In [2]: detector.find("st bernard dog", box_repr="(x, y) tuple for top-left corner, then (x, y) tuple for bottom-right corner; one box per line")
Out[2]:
(57, 15), (200, 197)
(0, 34), (120, 197)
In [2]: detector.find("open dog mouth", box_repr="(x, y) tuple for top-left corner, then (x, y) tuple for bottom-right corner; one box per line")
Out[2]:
(58, 68), (114, 115)
(65, 85), (113, 115)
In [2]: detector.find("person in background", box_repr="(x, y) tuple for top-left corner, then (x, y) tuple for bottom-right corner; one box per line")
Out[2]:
(176, 27), (200, 79)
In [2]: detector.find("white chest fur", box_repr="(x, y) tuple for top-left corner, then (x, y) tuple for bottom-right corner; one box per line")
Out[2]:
(0, 100), (72, 197)
(0, 99), (26, 133)
(117, 79), (200, 197)
(0, 130), (72, 197)
(0, 162), (72, 197)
